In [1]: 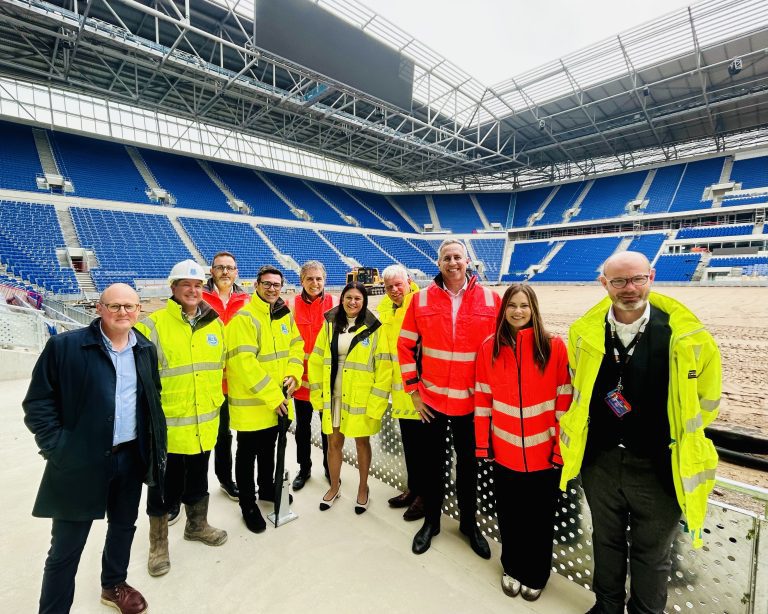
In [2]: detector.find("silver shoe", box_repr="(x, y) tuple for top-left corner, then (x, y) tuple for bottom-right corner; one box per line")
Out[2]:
(521, 586), (543, 601)
(501, 573), (521, 597)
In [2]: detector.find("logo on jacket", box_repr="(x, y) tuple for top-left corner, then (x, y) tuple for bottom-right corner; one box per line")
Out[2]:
(361, 337), (370, 347)
(687, 370), (697, 379)
(207, 334), (219, 346)
(281, 323), (289, 335)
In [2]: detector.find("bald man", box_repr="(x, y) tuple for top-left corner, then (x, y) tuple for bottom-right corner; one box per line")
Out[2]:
(23, 283), (167, 614)
(558, 251), (721, 614)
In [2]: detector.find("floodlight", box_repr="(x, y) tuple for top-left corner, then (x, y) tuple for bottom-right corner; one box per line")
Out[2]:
(728, 57), (742, 76)
(538, 119), (546, 130)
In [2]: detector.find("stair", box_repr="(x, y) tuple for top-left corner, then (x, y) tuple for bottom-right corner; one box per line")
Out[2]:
(198, 160), (248, 213)
(256, 172), (309, 221)
(305, 182), (356, 226)
(32, 129), (60, 176)
(169, 217), (207, 265)
(425, 195), (442, 231)
(718, 157), (733, 184)
(342, 188), (396, 230)
(635, 169), (656, 202)
(537, 241), (565, 274)
(55, 207), (81, 248)
(315, 230), (358, 269)
(615, 236), (634, 254)
(691, 253), (712, 282)
(564, 181), (593, 222)
(75, 271), (97, 295)
(529, 186), (559, 226)
(125, 146), (172, 205)
(385, 196), (421, 232)
(469, 194), (492, 230)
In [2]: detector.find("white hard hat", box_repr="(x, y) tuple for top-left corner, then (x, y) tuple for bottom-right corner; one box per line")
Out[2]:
(168, 259), (207, 284)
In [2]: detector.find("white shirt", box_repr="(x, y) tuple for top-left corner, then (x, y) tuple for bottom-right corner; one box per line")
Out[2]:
(445, 279), (468, 338)
(607, 302), (651, 348)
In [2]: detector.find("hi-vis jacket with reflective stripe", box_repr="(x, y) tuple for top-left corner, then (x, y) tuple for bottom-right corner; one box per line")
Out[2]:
(377, 286), (419, 419)
(225, 294), (304, 431)
(136, 299), (225, 455)
(292, 292), (337, 402)
(308, 308), (393, 438)
(559, 292), (721, 548)
(398, 274), (500, 416)
(474, 330), (571, 472)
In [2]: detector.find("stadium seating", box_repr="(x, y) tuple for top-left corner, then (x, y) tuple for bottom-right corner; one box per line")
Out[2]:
(502, 241), (553, 280)
(676, 224), (753, 239)
(475, 193), (512, 228)
(139, 148), (232, 213)
(368, 235), (436, 277)
(178, 217), (298, 284)
(571, 170), (647, 222)
(310, 183), (389, 230)
(469, 238), (505, 281)
(345, 189), (412, 231)
(392, 194), (432, 230)
(533, 236), (622, 281)
(0, 201), (79, 293)
(534, 182), (584, 226)
(208, 162), (294, 219)
(52, 132), (152, 204)
(266, 173), (348, 225)
(730, 156), (768, 190)
(509, 187), (553, 227)
(626, 233), (666, 263)
(653, 253), (702, 281)
(0, 121), (43, 192)
(71, 207), (192, 290)
(667, 158), (724, 213)
(321, 230), (395, 272)
(642, 164), (685, 214)
(259, 224), (345, 285)
(709, 255), (768, 268)
(720, 194), (768, 207)
(431, 193), (484, 233)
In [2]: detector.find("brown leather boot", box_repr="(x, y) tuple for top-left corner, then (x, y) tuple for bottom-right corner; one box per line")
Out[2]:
(147, 515), (170, 577)
(183, 495), (227, 546)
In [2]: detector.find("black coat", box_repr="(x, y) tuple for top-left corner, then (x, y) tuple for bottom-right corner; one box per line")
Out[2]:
(23, 318), (167, 520)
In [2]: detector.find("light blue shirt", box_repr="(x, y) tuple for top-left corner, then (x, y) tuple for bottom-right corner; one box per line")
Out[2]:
(101, 325), (138, 446)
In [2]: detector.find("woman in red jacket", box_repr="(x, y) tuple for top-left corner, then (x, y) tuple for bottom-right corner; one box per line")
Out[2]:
(474, 283), (572, 602)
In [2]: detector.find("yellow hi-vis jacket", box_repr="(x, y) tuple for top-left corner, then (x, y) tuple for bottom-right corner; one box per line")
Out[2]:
(308, 308), (393, 437)
(377, 284), (419, 419)
(559, 292), (721, 548)
(136, 299), (225, 455)
(225, 294), (304, 431)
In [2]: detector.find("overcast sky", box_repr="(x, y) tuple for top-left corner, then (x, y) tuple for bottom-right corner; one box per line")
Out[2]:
(360, 0), (696, 85)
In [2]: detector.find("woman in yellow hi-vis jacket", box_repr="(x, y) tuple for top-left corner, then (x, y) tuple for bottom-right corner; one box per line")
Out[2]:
(309, 282), (393, 514)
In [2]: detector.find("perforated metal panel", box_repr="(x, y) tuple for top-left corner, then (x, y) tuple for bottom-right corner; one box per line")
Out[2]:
(307, 411), (766, 613)
(0, 304), (47, 350)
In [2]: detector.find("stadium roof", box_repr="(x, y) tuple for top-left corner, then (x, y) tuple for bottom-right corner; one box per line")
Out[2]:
(0, 0), (767, 189)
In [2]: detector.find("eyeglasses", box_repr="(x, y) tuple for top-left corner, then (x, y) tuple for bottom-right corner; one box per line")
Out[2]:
(101, 303), (141, 313)
(259, 281), (283, 290)
(608, 275), (650, 289)
(212, 265), (237, 272)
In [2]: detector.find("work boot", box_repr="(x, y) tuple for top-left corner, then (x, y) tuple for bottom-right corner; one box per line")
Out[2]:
(183, 496), (227, 546)
(147, 515), (170, 577)
(100, 582), (148, 614)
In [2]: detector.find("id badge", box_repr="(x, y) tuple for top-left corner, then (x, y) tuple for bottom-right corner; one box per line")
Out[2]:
(604, 388), (632, 418)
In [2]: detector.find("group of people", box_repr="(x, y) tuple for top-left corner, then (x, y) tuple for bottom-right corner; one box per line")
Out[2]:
(22, 239), (721, 614)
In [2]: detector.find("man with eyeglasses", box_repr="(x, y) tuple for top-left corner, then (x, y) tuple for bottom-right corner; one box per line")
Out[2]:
(225, 265), (304, 533)
(203, 251), (248, 503)
(136, 259), (227, 579)
(558, 251), (721, 614)
(23, 283), (166, 614)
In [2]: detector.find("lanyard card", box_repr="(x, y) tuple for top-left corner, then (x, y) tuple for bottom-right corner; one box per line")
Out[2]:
(605, 388), (632, 418)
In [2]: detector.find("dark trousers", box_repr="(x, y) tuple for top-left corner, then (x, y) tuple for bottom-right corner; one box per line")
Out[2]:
(420, 410), (478, 526)
(39, 441), (143, 614)
(494, 464), (560, 589)
(214, 399), (234, 485)
(399, 418), (426, 494)
(294, 398), (328, 475)
(581, 447), (681, 614)
(146, 451), (210, 517)
(236, 427), (278, 510)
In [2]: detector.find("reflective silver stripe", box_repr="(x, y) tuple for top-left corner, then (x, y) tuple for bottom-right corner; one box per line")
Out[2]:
(568, 366), (575, 379)
(700, 397), (720, 412)
(304, 353), (311, 361)
(482, 287), (495, 307)
(555, 410), (566, 420)
(422, 379), (472, 399)
(166, 408), (220, 427)
(292, 335), (302, 344)
(560, 431), (571, 447)
(370, 387), (389, 399)
(288, 357), (303, 366)
(234, 310), (262, 333)
(159, 362), (223, 378)
(475, 406), (492, 417)
(308, 382), (322, 391)
(685, 414), (704, 433)
(140, 318), (167, 369)
(683, 468), (716, 492)
(492, 399), (520, 417)
(323, 401), (331, 410)
(323, 358), (332, 366)
(392, 382), (404, 391)
(422, 347), (477, 362)
(493, 425), (556, 448)
(572, 387), (581, 404)
(341, 402), (368, 415)
(260, 350), (289, 363)
(400, 329), (419, 341)
(229, 397), (266, 407)
(344, 360), (372, 372)
(377, 352), (396, 361)
(417, 291), (428, 307)
(249, 374), (272, 393)
(557, 384), (573, 395)
(312, 346), (324, 357)
(524, 399), (555, 419)
(225, 345), (259, 359)
(401, 362), (417, 373)
(475, 382), (492, 394)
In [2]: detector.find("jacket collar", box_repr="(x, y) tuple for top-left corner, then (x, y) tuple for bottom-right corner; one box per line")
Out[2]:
(82, 317), (153, 350)
(204, 277), (246, 295)
(250, 292), (290, 320)
(433, 272), (477, 293)
(324, 305), (380, 330)
(166, 297), (219, 325)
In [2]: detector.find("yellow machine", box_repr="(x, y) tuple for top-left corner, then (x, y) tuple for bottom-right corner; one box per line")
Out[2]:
(346, 267), (385, 295)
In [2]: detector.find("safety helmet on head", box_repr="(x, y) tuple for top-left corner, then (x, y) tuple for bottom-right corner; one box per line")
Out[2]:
(168, 259), (207, 285)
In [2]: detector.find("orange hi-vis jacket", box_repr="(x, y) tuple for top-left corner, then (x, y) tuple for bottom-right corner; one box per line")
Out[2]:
(291, 292), (337, 402)
(474, 329), (572, 471)
(397, 274), (500, 416)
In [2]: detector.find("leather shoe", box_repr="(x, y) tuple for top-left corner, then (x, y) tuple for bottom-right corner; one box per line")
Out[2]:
(501, 573), (521, 597)
(521, 586), (543, 602)
(411, 522), (440, 555)
(242, 507), (266, 534)
(292, 469), (311, 491)
(460, 524), (491, 559)
(388, 489), (415, 508)
(219, 481), (239, 501)
(100, 582), (148, 614)
(402, 496), (425, 521)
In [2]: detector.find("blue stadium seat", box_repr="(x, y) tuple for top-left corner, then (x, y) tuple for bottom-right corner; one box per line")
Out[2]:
(321, 230), (395, 272)
(667, 158), (724, 213)
(392, 194), (432, 230)
(345, 189), (413, 232)
(0, 121), (43, 192)
(510, 187), (553, 228)
(676, 224), (752, 239)
(534, 182), (584, 226)
(571, 170), (647, 222)
(533, 237), (621, 281)
(208, 163), (294, 219)
(626, 233), (666, 263)
(468, 238), (505, 281)
(368, 235), (436, 277)
(475, 193), (512, 228)
(259, 224), (345, 285)
(642, 165), (685, 214)
(310, 183), (389, 230)
(730, 156), (768, 190)
(431, 194), (483, 233)
(501, 241), (553, 281)
(654, 254), (701, 281)
(265, 173), (348, 225)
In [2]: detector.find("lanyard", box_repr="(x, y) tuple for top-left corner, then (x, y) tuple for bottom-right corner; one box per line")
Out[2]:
(608, 319), (647, 391)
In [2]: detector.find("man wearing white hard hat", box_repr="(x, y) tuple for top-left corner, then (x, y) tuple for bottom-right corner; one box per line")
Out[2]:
(136, 259), (228, 578)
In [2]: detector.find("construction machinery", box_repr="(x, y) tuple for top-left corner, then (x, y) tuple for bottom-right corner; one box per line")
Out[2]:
(346, 267), (385, 295)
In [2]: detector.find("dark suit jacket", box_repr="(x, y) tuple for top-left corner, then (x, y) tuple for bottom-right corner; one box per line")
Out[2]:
(23, 318), (167, 520)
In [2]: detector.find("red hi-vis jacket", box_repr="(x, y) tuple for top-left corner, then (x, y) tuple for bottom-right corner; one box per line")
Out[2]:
(474, 329), (572, 471)
(203, 279), (249, 394)
(291, 292), (337, 402)
(398, 274), (500, 416)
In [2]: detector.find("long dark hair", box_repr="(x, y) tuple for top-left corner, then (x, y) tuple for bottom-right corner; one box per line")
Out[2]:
(492, 284), (551, 372)
(334, 282), (368, 332)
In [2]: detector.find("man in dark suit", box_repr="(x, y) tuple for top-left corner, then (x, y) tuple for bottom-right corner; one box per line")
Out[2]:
(23, 283), (167, 614)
